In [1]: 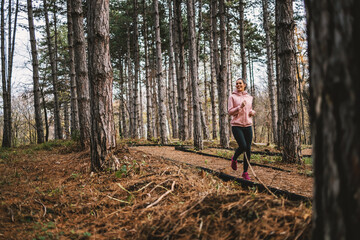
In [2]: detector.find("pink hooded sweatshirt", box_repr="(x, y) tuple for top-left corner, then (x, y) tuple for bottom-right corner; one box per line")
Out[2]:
(228, 90), (256, 127)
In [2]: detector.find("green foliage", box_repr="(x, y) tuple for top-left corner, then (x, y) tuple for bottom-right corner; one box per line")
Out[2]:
(115, 164), (128, 178)
(303, 157), (312, 165)
(32, 221), (58, 240)
(33, 140), (76, 151)
(0, 150), (12, 161)
(71, 130), (81, 142)
(71, 173), (80, 179)
(215, 150), (233, 159)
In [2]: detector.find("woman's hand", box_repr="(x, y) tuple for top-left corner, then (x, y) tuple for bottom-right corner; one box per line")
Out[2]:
(240, 100), (246, 108)
(249, 110), (256, 117)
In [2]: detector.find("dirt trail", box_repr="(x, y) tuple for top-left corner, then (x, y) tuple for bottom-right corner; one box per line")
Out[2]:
(131, 146), (313, 198)
(0, 144), (312, 239)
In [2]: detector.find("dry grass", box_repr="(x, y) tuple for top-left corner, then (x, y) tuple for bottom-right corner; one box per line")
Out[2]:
(0, 141), (311, 239)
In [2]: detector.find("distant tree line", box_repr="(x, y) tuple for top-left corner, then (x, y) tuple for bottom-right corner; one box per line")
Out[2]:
(1, 0), (310, 165)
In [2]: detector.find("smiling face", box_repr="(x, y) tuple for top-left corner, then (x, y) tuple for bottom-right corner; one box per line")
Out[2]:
(235, 79), (246, 92)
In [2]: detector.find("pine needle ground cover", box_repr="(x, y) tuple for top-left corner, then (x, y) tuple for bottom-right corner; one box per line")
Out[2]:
(0, 141), (311, 239)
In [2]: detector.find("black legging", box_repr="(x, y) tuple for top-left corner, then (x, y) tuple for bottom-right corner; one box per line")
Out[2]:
(232, 126), (253, 172)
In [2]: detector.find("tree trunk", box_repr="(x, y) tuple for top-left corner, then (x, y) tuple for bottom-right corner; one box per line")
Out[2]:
(67, 0), (79, 138)
(218, 0), (229, 148)
(152, 71), (158, 138)
(197, 0), (209, 141)
(154, 0), (169, 144)
(133, 0), (140, 139)
(64, 101), (70, 138)
(88, 0), (119, 171)
(209, 5), (218, 140)
(167, 62), (177, 139)
(295, 53), (307, 144)
(1, 0), (18, 147)
(275, 0), (282, 148)
(168, 0), (178, 139)
(239, 0), (247, 81)
(118, 64), (123, 139)
(203, 60), (210, 140)
(174, 0), (188, 141)
(248, 52), (257, 142)
(277, 0), (301, 163)
(187, 65), (193, 140)
(9, 0), (19, 146)
(126, 27), (135, 138)
(202, 58), (210, 140)
(187, 0), (203, 149)
(262, 0), (277, 144)
(1, 0), (11, 147)
(27, 0), (44, 144)
(142, 3), (152, 140)
(305, 0), (360, 238)
(43, 0), (62, 140)
(71, 0), (91, 147)
(118, 59), (127, 138)
(41, 87), (49, 142)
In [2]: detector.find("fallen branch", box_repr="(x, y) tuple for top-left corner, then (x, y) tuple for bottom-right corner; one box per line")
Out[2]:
(34, 199), (47, 217)
(180, 195), (207, 217)
(148, 179), (171, 194)
(198, 218), (203, 238)
(133, 181), (154, 193)
(117, 183), (132, 195)
(244, 154), (277, 198)
(8, 207), (14, 222)
(146, 181), (175, 208)
(106, 195), (131, 204)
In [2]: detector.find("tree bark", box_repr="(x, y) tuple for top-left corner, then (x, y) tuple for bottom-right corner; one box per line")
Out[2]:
(239, 0), (247, 81)
(41, 87), (49, 142)
(218, 0), (229, 148)
(88, 0), (119, 171)
(64, 101), (70, 138)
(133, 0), (140, 139)
(209, 3), (218, 140)
(187, 64), (193, 139)
(9, 0), (19, 146)
(66, 0), (79, 138)
(277, 0), (301, 163)
(305, 0), (360, 238)
(126, 26), (135, 138)
(275, 0), (282, 148)
(262, 0), (277, 144)
(168, 0), (178, 139)
(43, 0), (62, 140)
(154, 0), (169, 144)
(174, 0), (188, 141)
(1, 0), (11, 147)
(187, 0), (203, 149)
(72, 0), (91, 147)
(1, 0), (18, 147)
(202, 60), (210, 140)
(27, 0), (44, 144)
(119, 59), (127, 138)
(142, 2), (152, 140)
(295, 51), (307, 144)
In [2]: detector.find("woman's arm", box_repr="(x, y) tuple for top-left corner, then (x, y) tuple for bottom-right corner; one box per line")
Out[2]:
(249, 98), (256, 117)
(228, 96), (244, 116)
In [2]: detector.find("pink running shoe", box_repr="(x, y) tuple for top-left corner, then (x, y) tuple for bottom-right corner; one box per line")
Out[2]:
(242, 172), (251, 180)
(231, 157), (237, 170)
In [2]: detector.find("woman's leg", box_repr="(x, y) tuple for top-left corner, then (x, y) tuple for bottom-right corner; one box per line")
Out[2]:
(242, 126), (253, 172)
(231, 126), (247, 161)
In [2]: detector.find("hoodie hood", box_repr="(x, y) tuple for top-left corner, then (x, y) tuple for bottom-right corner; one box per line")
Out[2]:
(232, 90), (248, 96)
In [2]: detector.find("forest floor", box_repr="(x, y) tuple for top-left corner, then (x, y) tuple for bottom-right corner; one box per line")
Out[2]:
(0, 140), (312, 239)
